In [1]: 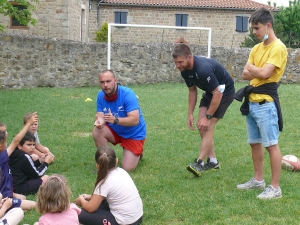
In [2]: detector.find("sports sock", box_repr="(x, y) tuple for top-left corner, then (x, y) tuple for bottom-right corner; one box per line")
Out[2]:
(209, 158), (218, 164)
(254, 179), (264, 183)
(196, 159), (204, 166)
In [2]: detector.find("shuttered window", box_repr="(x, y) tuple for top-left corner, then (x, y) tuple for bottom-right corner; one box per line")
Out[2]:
(115, 12), (127, 24)
(175, 14), (188, 27)
(236, 16), (248, 32)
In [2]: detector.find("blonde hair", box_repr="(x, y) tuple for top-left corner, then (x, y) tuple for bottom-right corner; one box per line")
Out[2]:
(23, 112), (34, 125)
(36, 175), (71, 214)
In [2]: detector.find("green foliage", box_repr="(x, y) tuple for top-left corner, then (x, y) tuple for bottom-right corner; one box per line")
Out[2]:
(2, 83), (300, 224)
(95, 22), (110, 42)
(0, 0), (39, 32)
(241, 0), (300, 48)
(274, 0), (300, 48)
(240, 28), (260, 48)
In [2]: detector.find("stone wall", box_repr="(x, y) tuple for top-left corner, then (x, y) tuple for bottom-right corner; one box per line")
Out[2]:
(1, 34), (300, 89)
(92, 6), (251, 48)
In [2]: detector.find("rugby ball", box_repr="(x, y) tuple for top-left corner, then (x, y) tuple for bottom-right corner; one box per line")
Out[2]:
(282, 155), (300, 172)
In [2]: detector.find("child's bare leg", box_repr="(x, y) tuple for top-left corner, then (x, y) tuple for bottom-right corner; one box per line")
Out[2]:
(20, 199), (36, 211)
(13, 192), (26, 200)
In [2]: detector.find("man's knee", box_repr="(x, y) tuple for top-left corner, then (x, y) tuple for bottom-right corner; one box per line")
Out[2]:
(122, 162), (138, 171)
(92, 127), (102, 139)
(121, 153), (140, 171)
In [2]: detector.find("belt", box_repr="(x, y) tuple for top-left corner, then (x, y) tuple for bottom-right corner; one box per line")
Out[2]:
(259, 100), (266, 105)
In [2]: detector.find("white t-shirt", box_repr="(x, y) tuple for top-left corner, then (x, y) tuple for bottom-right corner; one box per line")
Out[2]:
(34, 131), (40, 144)
(93, 167), (143, 224)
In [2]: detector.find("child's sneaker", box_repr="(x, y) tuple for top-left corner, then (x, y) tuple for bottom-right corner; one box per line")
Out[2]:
(186, 159), (204, 177)
(236, 178), (266, 190)
(257, 185), (282, 199)
(203, 158), (220, 170)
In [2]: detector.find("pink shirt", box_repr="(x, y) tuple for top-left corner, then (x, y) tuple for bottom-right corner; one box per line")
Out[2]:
(38, 203), (81, 225)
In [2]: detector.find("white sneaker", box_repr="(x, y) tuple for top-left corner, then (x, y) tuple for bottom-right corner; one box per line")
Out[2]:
(236, 178), (266, 190)
(257, 185), (282, 199)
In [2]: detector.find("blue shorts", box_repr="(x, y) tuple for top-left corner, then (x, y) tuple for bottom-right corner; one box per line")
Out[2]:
(7, 198), (22, 212)
(246, 101), (279, 147)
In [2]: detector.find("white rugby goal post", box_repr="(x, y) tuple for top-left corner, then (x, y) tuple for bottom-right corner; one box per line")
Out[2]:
(107, 23), (212, 69)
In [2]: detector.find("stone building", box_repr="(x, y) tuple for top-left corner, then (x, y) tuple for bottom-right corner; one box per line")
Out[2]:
(0, 0), (90, 42)
(0, 0), (278, 47)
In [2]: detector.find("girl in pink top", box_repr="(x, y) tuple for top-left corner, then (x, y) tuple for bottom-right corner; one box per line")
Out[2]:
(34, 175), (81, 225)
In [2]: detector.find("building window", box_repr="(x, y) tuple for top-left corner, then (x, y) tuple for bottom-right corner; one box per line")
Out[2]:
(10, 4), (27, 28)
(236, 16), (248, 32)
(175, 14), (188, 27)
(114, 12), (127, 24)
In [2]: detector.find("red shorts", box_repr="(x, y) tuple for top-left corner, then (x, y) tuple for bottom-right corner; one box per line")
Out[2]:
(105, 125), (145, 156)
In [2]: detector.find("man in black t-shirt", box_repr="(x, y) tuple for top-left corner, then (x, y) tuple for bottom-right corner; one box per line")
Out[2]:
(172, 43), (235, 177)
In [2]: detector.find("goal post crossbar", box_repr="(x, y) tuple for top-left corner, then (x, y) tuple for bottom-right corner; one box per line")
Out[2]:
(107, 23), (212, 69)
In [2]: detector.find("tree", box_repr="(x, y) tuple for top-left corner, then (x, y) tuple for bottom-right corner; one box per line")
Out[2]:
(240, 28), (260, 47)
(0, 0), (39, 32)
(95, 22), (109, 42)
(274, 0), (300, 48)
(240, 1), (300, 48)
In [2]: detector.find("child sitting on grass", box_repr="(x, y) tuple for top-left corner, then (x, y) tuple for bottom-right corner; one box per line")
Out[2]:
(34, 174), (81, 225)
(75, 146), (143, 225)
(23, 112), (55, 162)
(0, 123), (32, 201)
(0, 115), (38, 212)
(9, 132), (54, 196)
(0, 193), (24, 225)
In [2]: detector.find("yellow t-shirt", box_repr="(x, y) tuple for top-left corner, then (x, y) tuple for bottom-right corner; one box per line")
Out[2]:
(248, 39), (287, 102)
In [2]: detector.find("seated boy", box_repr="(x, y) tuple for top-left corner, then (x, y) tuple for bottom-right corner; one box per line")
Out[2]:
(0, 115), (38, 211)
(23, 112), (55, 162)
(9, 132), (54, 195)
(0, 193), (24, 225)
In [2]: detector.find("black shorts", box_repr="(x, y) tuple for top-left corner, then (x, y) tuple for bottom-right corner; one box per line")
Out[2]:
(15, 178), (43, 195)
(199, 93), (234, 119)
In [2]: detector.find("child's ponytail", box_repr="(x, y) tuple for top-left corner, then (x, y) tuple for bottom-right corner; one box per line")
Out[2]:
(94, 146), (117, 189)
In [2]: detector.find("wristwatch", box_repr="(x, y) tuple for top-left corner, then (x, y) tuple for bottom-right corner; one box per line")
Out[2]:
(206, 114), (213, 119)
(114, 117), (119, 124)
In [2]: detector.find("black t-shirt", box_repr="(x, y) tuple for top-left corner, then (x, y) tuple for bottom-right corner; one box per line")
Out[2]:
(181, 56), (235, 97)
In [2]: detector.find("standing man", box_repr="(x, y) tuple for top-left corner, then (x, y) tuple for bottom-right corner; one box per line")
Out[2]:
(172, 43), (235, 177)
(236, 8), (287, 199)
(92, 69), (146, 171)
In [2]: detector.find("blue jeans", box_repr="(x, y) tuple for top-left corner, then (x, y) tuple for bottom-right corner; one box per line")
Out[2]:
(246, 101), (279, 147)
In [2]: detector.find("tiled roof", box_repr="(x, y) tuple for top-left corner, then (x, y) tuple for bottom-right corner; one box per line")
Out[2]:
(100, 0), (278, 10)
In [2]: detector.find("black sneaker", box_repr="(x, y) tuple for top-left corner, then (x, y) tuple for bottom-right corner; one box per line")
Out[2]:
(186, 159), (204, 177)
(203, 158), (220, 171)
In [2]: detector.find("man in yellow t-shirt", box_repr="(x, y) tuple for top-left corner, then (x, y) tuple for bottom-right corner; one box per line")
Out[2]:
(236, 7), (287, 200)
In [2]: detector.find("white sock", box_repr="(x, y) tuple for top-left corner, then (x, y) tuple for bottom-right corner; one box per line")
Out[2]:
(209, 158), (218, 164)
(254, 179), (264, 183)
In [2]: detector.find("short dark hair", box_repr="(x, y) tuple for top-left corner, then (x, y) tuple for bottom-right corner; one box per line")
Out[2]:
(249, 7), (274, 26)
(171, 43), (193, 59)
(0, 130), (6, 144)
(19, 132), (36, 146)
(100, 69), (116, 78)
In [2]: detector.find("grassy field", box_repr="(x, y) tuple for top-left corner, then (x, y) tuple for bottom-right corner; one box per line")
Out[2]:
(1, 82), (300, 225)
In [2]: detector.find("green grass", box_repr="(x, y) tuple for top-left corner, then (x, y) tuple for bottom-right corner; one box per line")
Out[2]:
(1, 82), (300, 225)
